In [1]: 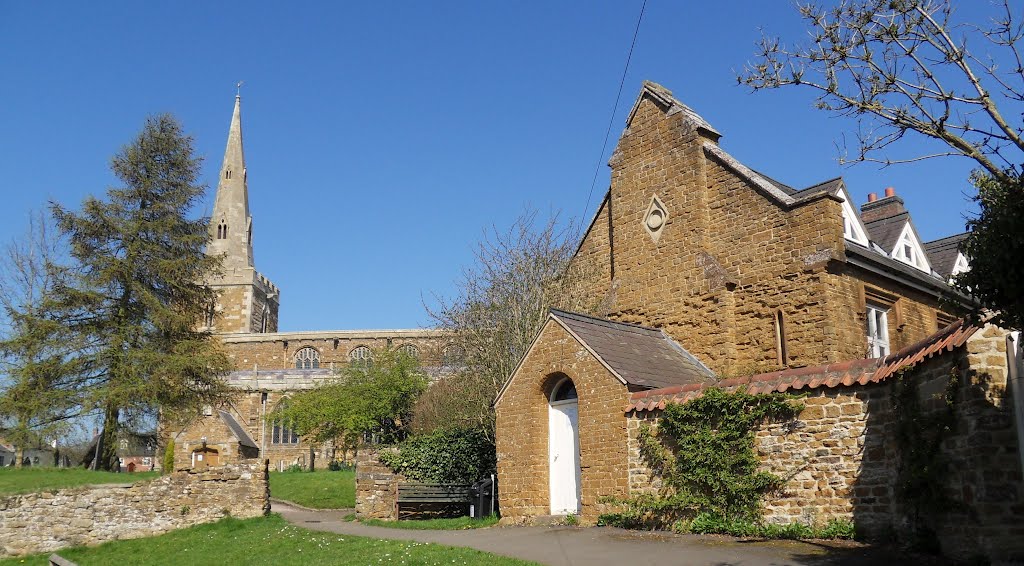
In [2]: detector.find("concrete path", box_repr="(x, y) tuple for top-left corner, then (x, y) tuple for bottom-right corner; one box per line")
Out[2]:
(273, 502), (943, 566)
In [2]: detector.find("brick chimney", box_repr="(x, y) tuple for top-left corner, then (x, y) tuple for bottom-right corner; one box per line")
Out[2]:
(861, 187), (906, 222)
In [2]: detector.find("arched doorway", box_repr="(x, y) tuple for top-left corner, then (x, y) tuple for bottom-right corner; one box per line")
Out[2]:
(548, 376), (581, 515)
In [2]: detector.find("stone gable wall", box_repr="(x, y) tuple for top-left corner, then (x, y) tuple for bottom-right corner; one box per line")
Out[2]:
(572, 93), (959, 376)
(0, 462), (269, 558)
(172, 412), (259, 470)
(495, 320), (632, 522)
(625, 325), (1024, 562)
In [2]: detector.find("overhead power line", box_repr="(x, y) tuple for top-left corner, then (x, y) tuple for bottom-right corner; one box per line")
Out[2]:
(581, 0), (648, 224)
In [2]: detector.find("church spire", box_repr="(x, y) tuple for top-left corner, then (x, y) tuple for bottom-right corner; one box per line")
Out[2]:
(208, 92), (254, 270)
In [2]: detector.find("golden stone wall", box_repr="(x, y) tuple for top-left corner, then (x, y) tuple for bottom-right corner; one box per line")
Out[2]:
(625, 326), (1024, 563)
(495, 321), (633, 522)
(572, 91), (959, 376)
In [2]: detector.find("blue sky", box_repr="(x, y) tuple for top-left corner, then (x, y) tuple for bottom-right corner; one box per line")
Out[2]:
(0, 2), (988, 331)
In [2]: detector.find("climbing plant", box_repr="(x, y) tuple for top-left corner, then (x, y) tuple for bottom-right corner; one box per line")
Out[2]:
(600, 387), (802, 530)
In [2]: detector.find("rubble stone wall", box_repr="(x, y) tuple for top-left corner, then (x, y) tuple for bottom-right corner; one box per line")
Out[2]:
(355, 449), (400, 520)
(0, 462), (269, 558)
(626, 326), (1024, 562)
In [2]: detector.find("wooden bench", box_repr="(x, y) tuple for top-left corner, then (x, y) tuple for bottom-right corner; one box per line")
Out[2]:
(396, 482), (471, 518)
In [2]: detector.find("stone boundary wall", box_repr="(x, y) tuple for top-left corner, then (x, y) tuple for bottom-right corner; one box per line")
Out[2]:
(0, 462), (269, 558)
(626, 325), (1024, 562)
(355, 449), (402, 520)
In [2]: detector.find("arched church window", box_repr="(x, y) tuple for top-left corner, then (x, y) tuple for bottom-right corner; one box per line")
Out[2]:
(397, 344), (419, 360)
(225, 170), (231, 179)
(271, 400), (299, 445)
(349, 345), (372, 367)
(217, 222), (227, 240)
(260, 306), (269, 333)
(294, 347), (320, 369)
(441, 345), (464, 367)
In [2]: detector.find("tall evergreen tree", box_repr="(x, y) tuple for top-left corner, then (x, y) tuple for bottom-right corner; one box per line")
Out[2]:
(49, 114), (232, 470)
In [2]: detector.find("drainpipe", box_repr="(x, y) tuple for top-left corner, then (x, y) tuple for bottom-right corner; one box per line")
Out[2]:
(260, 389), (268, 460)
(1007, 332), (1024, 475)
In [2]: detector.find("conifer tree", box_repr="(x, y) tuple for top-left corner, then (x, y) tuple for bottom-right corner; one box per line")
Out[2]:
(49, 115), (232, 470)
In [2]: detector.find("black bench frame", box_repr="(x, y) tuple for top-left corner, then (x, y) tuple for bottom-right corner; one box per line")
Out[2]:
(396, 482), (471, 519)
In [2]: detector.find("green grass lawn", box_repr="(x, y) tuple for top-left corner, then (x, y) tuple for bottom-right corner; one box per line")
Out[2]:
(269, 469), (355, 509)
(0, 467), (158, 496)
(361, 516), (500, 530)
(0, 514), (537, 566)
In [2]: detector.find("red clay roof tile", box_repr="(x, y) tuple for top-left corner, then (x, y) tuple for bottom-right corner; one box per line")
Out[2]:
(626, 320), (979, 413)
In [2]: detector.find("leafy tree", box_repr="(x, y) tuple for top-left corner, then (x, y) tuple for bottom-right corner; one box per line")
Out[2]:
(272, 347), (428, 451)
(0, 212), (84, 467)
(740, 0), (1024, 328)
(422, 208), (596, 438)
(47, 114), (232, 470)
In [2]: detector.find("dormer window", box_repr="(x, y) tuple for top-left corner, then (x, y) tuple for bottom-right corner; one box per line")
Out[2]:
(891, 223), (930, 272)
(950, 253), (970, 281)
(216, 222), (228, 240)
(225, 170), (232, 179)
(838, 189), (869, 246)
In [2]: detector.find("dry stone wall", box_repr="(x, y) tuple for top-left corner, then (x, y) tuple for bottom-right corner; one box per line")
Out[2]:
(355, 449), (400, 520)
(0, 462), (269, 558)
(625, 326), (1024, 562)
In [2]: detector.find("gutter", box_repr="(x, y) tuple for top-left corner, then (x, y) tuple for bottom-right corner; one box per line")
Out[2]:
(843, 247), (975, 306)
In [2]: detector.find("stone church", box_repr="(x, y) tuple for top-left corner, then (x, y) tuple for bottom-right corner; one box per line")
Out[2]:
(495, 82), (1023, 560)
(170, 94), (449, 471)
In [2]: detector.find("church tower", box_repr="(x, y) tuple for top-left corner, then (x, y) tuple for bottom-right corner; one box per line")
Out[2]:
(206, 93), (280, 334)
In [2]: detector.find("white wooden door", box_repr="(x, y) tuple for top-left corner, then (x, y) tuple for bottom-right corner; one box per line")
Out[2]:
(549, 401), (581, 515)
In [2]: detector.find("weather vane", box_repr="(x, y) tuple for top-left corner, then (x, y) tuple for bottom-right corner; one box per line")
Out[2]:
(236, 81), (244, 97)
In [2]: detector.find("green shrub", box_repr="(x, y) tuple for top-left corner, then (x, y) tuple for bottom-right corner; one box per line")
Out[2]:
(327, 459), (353, 472)
(379, 428), (495, 484)
(162, 440), (175, 474)
(604, 512), (856, 540)
(284, 464), (305, 473)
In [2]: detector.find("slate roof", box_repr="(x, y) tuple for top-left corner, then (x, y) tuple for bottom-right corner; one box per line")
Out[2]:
(550, 309), (715, 390)
(626, 319), (979, 413)
(755, 172), (845, 201)
(924, 233), (969, 278)
(863, 211), (910, 253)
(219, 410), (258, 449)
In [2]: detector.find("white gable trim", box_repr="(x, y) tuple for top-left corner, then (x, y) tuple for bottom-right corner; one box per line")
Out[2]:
(891, 222), (932, 272)
(950, 252), (970, 281)
(836, 185), (870, 246)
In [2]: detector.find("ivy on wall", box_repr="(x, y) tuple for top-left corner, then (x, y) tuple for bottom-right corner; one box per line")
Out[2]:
(601, 387), (802, 530)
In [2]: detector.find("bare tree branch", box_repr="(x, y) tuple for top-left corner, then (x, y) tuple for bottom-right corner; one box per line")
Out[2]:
(740, 0), (1024, 183)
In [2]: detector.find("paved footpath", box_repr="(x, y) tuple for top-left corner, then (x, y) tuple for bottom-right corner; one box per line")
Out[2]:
(274, 502), (942, 566)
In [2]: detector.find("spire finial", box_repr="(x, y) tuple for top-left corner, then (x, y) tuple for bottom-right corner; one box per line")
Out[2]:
(236, 81), (244, 98)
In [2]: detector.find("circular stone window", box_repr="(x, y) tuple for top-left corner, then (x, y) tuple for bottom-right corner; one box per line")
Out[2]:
(646, 208), (665, 230)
